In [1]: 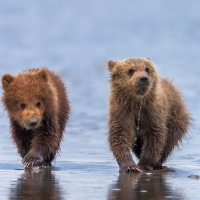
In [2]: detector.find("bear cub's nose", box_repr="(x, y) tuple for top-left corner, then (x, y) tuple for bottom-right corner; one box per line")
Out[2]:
(27, 118), (39, 128)
(139, 76), (149, 83)
(29, 122), (37, 127)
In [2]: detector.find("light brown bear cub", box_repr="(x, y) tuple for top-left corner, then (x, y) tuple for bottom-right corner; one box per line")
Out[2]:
(2, 68), (70, 167)
(107, 58), (190, 172)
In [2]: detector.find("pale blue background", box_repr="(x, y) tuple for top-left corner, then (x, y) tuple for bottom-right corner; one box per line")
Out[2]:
(0, 1), (200, 199)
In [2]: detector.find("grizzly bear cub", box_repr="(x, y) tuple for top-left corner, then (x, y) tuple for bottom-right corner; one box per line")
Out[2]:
(107, 58), (190, 172)
(2, 68), (70, 167)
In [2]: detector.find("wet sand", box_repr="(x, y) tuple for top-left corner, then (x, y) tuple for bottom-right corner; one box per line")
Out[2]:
(1, 124), (200, 199)
(1, 0), (200, 199)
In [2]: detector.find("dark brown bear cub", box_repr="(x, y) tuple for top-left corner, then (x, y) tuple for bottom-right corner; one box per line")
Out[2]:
(2, 68), (70, 167)
(107, 58), (190, 172)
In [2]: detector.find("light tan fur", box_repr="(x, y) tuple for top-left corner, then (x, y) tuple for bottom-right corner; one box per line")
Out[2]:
(107, 58), (190, 172)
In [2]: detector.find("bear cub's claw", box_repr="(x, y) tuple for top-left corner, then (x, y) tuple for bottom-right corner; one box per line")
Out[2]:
(120, 166), (142, 173)
(153, 165), (167, 170)
(22, 152), (44, 167)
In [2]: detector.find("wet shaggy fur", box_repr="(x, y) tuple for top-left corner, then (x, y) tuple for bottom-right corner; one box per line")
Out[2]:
(2, 68), (70, 167)
(107, 58), (190, 172)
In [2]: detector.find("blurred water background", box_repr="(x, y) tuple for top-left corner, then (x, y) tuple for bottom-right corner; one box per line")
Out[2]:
(0, 1), (200, 199)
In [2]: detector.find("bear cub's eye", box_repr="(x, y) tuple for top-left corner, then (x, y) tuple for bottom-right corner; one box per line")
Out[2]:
(20, 103), (26, 109)
(145, 67), (150, 74)
(36, 101), (41, 108)
(128, 69), (135, 76)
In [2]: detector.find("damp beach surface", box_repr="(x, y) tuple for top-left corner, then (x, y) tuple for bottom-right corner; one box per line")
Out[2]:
(1, 1), (200, 199)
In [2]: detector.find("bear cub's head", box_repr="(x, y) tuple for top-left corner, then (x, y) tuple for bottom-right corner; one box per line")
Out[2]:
(107, 58), (158, 97)
(2, 69), (52, 130)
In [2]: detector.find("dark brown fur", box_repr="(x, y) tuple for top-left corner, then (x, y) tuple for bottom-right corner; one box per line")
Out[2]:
(2, 68), (70, 167)
(107, 58), (190, 172)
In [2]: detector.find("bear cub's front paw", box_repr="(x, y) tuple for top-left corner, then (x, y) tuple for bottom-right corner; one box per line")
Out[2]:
(22, 151), (44, 167)
(119, 159), (142, 173)
(120, 165), (142, 173)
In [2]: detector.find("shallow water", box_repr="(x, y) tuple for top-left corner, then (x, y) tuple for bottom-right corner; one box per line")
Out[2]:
(1, 0), (200, 199)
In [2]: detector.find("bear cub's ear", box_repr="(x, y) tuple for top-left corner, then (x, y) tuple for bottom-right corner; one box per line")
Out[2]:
(34, 69), (48, 82)
(146, 57), (151, 61)
(107, 60), (117, 72)
(2, 74), (15, 91)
